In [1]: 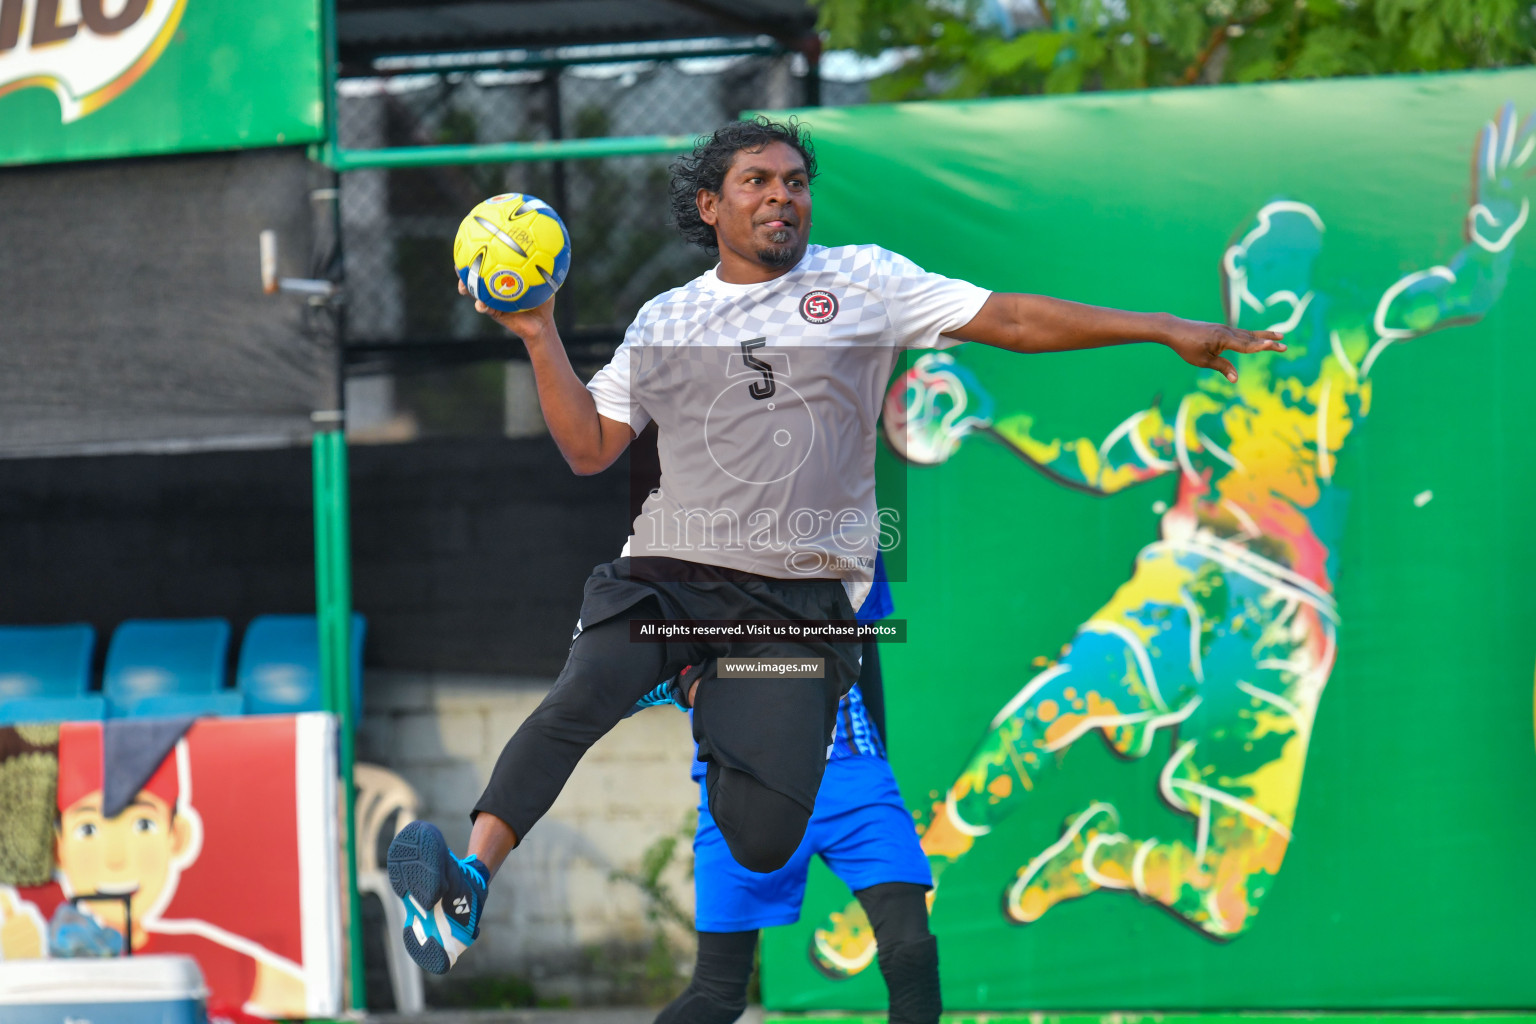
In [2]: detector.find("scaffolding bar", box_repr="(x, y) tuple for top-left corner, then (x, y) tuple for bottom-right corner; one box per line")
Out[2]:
(322, 133), (699, 171)
(314, 428), (365, 1013)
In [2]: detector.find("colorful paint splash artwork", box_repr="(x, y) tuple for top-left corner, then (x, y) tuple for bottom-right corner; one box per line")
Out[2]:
(810, 105), (1534, 976)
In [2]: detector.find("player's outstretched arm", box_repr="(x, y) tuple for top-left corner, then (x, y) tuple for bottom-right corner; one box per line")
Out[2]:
(1366, 104), (1533, 375)
(950, 293), (1285, 383)
(462, 280), (633, 475)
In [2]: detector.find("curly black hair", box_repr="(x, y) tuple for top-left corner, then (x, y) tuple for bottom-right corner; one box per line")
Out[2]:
(669, 116), (817, 254)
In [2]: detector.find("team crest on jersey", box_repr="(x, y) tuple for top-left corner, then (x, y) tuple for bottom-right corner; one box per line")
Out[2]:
(799, 290), (838, 324)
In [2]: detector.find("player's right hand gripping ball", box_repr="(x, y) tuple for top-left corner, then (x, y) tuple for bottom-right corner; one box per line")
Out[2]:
(453, 193), (571, 312)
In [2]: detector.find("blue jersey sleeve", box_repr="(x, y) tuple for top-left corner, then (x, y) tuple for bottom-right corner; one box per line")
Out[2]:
(856, 551), (894, 624)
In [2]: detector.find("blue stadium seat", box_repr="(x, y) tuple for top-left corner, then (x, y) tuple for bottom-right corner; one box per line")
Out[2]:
(0, 694), (108, 724)
(123, 692), (244, 717)
(0, 623), (94, 698)
(0, 624), (104, 724)
(237, 613), (366, 716)
(104, 618), (239, 719)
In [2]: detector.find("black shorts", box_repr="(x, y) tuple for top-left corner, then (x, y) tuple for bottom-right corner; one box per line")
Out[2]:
(585, 556), (862, 811)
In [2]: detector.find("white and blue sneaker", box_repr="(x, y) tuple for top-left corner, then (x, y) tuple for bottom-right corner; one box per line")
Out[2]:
(386, 821), (489, 975)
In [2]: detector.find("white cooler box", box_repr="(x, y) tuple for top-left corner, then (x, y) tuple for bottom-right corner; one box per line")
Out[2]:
(0, 954), (207, 1024)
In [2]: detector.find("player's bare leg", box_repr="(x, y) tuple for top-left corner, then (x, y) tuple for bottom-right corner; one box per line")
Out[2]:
(468, 813), (519, 878)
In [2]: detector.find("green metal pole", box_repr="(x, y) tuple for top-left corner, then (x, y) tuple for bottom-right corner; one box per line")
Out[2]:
(314, 0), (365, 1003)
(320, 0), (339, 150)
(314, 427), (366, 1012)
(324, 132), (698, 171)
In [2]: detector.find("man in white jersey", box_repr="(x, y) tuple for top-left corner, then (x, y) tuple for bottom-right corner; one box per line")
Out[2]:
(385, 116), (1286, 977)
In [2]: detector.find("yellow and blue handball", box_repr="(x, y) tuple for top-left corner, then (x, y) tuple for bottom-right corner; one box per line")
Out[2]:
(453, 193), (571, 312)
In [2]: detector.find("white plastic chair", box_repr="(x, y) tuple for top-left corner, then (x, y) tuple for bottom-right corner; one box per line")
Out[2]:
(354, 762), (424, 1014)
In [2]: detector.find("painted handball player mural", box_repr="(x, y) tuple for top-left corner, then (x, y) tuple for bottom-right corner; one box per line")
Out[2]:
(812, 105), (1534, 975)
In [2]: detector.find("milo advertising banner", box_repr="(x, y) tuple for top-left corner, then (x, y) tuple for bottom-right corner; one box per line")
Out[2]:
(0, 0), (323, 165)
(761, 68), (1536, 1010)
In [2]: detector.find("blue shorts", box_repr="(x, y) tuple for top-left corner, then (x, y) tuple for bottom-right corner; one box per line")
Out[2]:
(693, 755), (932, 932)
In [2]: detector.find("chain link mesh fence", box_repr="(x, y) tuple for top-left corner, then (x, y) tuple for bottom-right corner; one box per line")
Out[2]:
(335, 48), (872, 441)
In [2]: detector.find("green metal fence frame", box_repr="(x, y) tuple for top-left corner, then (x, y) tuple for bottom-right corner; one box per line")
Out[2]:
(314, 425), (363, 1013)
(314, 0), (371, 1012)
(318, 133), (698, 171)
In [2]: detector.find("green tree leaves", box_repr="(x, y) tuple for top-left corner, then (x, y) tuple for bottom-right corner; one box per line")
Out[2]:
(810, 0), (1535, 99)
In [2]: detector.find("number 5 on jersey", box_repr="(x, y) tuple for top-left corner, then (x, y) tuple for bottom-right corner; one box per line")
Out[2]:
(740, 338), (775, 400)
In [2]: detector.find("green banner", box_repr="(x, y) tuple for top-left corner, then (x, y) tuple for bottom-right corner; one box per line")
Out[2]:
(762, 68), (1536, 1010)
(764, 1017), (1536, 1024)
(0, 0), (323, 166)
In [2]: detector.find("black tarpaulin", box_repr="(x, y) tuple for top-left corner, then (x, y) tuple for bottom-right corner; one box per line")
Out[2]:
(0, 148), (339, 457)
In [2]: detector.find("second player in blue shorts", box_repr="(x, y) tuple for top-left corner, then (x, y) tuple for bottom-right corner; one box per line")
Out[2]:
(638, 562), (941, 1024)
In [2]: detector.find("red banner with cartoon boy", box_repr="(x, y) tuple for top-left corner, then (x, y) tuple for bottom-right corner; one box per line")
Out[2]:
(0, 714), (340, 1018)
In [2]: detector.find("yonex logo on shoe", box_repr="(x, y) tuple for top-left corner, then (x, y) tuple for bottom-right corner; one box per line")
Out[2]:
(453, 896), (470, 915)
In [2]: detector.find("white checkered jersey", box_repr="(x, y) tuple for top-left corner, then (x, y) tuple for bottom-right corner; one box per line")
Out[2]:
(588, 244), (990, 603)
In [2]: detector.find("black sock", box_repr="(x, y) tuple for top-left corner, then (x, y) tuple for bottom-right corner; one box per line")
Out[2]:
(653, 930), (759, 1024)
(856, 882), (941, 1024)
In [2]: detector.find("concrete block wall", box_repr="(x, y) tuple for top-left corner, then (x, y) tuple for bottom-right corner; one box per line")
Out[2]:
(359, 670), (702, 1004)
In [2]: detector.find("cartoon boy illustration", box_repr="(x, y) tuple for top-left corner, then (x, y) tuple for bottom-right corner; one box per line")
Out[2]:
(0, 723), (307, 1018)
